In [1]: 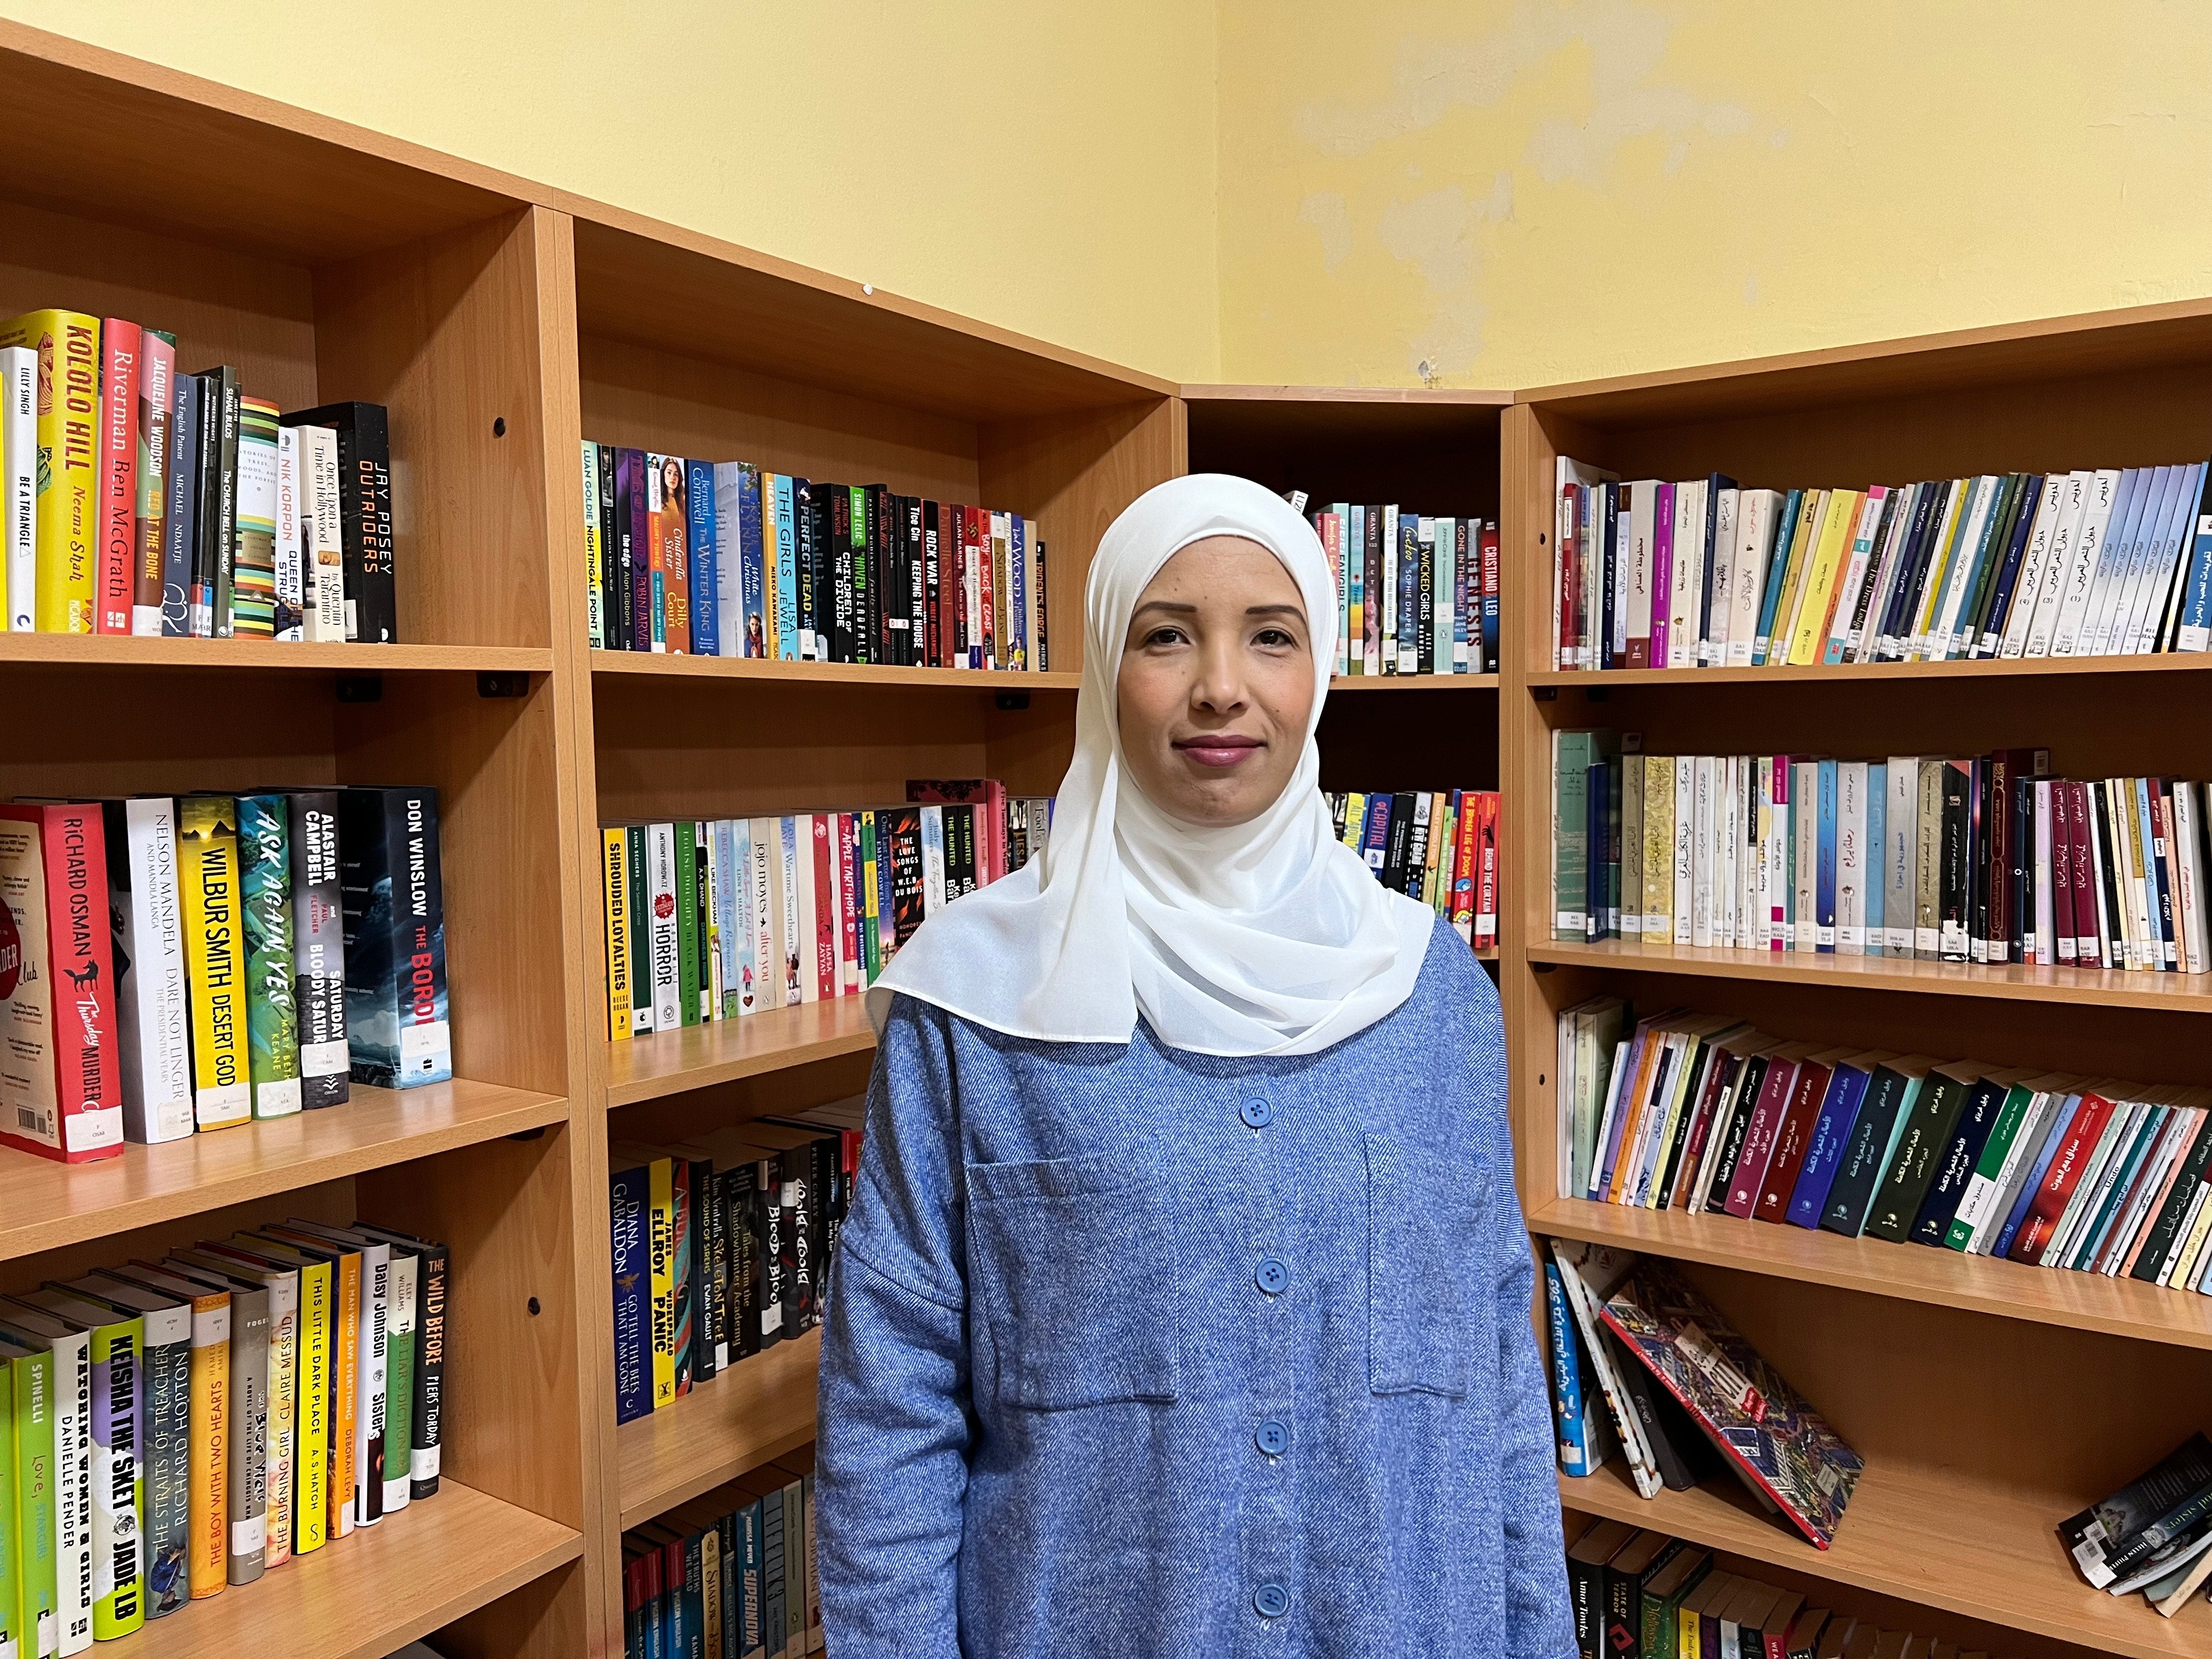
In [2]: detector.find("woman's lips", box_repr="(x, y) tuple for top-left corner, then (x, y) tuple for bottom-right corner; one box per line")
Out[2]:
(1175, 735), (1262, 769)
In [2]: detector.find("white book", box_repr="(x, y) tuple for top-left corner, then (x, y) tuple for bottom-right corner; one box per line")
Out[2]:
(2174, 783), (2208, 975)
(1837, 760), (1868, 953)
(1719, 756), (1741, 947)
(1691, 757), (1714, 946)
(1671, 755), (1694, 943)
(2023, 470), (2090, 657)
(1668, 479), (1704, 668)
(1728, 489), (1779, 665)
(1849, 482), (1914, 661)
(1703, 487), (1737, 664)
(1618, 482), (1656, 665)
(1997, 475), (2066, 657)
(1793, 760), (1820, 953)
(580, 443), (603, 649)
(2031, 781), (2055, 967)
(1907, 479), (1970, 658)
(2051, 469), (2122, 656)
(1824, 487), (1886, 662)
(701, 825), (724, 1017)
(1586, 1039), (1632, 1200)
(1768, 759), (1791, 951)
(2156, 465), (2210, 653)
(2161, 1182), (2212, 1286)
(1555, 1007), (1579, 1199)
(647, 822), (680, 1032)
(297, 425), (347, 643)
(1380, 505), (1400, 671)
(1929, 475), (1997, 658)
(3, 345), (35, 632)
(2106, 465), (2175, 657)
(778, 815), (805, 1005)
(112, 797), (195, 1143)
(919, 803), (948, 918)
(1883, 758), (1918, 955)
(2124, 463), (2192, 654)
(1547, 1240), (1663, 1500)
(748, 817), (778, 1013)
(792, 815), (819, 1004)
(2082, 467), (2153, 658)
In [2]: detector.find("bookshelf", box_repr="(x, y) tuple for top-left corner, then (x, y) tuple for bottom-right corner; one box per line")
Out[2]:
(1506, 301), (2212, 1659)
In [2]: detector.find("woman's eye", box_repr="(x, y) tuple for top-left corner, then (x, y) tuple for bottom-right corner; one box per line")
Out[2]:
(1146, 626), (1188, 647)
(1254, 627), (1295, 647)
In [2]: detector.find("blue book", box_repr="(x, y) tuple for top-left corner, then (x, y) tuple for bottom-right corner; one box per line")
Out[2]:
(1865, 764), (1888, 956)
(2181, 465), (2212, 650)
(1817, 759), (1839, 951)
(2153, 462), (2208, 651)
(1697, 472), (1737, 657)
(1009, 513), (1028, 670)
(773, 473), (798, 659)
(2072, 1106), (2168, 1270)
(1398, 515), (1420, 672)
(1753, 488), (1806, 663)
(687, 459), (718, 656)
(1818, 1059), (1922, 1235)
(1976, 472), (2044, 656)
(1543, 1260), (1594, 1475)
(2117, 466), (2182, 654)
(735, 464), (764, 658)
(1360, 793), (1392, 876)
(2137, 463), (2197, 653)
(1586, 761), (1611, 941)
(608, 1160), (654, 1424)
(736, 1500), (765, 1659)
(1788, 1057), (1875, 1227)
(1991, 1094), (2081, 1259)
(2085, 467), (2148, 652)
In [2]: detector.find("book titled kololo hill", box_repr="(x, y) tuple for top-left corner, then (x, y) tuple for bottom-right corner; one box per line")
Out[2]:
(338, 787), (450, 1088)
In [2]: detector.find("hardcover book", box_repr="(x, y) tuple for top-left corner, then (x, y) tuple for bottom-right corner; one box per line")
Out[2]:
(337, 786), (451, 1087)
(100, 796), (193, 1144)
(279, 403), (394, 642)
(0, 802), (124, 1161)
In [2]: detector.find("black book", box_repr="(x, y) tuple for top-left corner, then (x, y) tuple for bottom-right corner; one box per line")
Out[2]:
(679, 1149), (720, 1383)
(1654, 1043), (1724, 1206)
(1866, 1063), (1972, 1241)
(861, 483), (883, 667)
(610, 450), (636, 652)
(1380, 792), (1416, 890)
(943, 803), (978, 898)
(352, 1222), (449, 1500)
(1973, 473), (2040, 655)
(792, 478), (818, 661)
(827, 484), (854, 664)
(189, 366), (237, 637)
(887, 808), (924, 945)
(1821, 1059), (1921, 1237)
(2132, 1113), (2212, 1282)
(1938, 758), (1972, 961)
(771, 1148), (814, 1336)
(1968, 757), (1991, 963)
(1415, 522), (1435, 672)
(2152, 780), (2179, 969)
(1704, 1053), (1769, 1206)
(922, 500), (943, 668)
(1401, 797), (1432, 900)
(1601, 1531), (1682, 1659)
(280, 402), (395, 643)
(1911, 1073), (2005, 1245)
(160, 372), (200, 637)
(1598, 483), (1618, 670)
(337, 785), (450, 1088)
(595, 442), (623, 650)
(286, 789), (350, 1109)
(1565, 1519), (1634, 1659)
(1876, 482), (1941, 656)
(1604, 1330), (1726, 1491)
(906, 494), (927, 669)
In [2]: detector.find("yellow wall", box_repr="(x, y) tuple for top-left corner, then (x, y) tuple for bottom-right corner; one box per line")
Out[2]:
(1, 0), (1222, 384)
(1218, 0), (2212, 388)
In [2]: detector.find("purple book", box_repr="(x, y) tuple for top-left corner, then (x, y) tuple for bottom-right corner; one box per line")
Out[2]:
(1650, 482), (1677, 667)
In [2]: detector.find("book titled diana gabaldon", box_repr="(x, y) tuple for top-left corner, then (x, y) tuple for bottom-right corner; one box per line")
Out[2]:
(337, 787), (450, 1087)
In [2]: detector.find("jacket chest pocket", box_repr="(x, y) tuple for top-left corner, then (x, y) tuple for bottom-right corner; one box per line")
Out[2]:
(1365, 1133), (1491, 1399)
(966, 1150), (1180, 1411)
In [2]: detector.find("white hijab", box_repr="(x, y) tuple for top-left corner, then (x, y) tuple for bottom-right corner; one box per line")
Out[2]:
(868, 472), (1435, 1056)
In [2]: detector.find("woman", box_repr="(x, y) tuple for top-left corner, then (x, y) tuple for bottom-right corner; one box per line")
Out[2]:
(818, 474), (1573, 1659)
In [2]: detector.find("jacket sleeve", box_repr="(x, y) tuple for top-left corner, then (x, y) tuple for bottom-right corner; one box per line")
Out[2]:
(817, 994), (973, 1659)
(1472, 969), (1580, 1659)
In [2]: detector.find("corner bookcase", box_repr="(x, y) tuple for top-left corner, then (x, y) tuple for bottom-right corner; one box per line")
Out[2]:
(10, 16), (2207, 1657)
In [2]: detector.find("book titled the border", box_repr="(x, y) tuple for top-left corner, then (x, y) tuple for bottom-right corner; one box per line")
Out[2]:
(1598, 1258), (1863, 1548)
(338, 787), (451, 1088)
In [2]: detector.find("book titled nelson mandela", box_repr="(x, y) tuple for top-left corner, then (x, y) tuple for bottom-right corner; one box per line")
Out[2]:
(337, 786), (451, 1087)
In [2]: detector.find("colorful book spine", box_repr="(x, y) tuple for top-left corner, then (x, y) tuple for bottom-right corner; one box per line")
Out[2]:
(277, 403), (394, 643)
(95, 318), (141, 635)
(337, 787), (450, 1087)
(177, 795), (251, 1131)
(285, 793), (349, 1109)
(0, 802), (123, 1161)
(102, 797), (194, 1145)
(236, 794), (302, 1118)
(228, 396), (280, 637)
(0, 311), (101, 631)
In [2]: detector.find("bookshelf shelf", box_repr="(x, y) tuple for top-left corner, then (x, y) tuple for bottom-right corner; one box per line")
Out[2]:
(616, 1329), (823, 1530)
(604, 1000), (879, 1107)
(1526, 653), (2212, 689)
(146, 1480), (582, 1659)
(1527, 937), (2212, 1014)
(0, 637), (555, 674)
(1329, 673), (1500, 692)
(1528, 1195), (2212, 1352)
(1557, 1461), (2200, 1659)
(589, 653), (1082, 692)
(0, 1079), (569, 1264)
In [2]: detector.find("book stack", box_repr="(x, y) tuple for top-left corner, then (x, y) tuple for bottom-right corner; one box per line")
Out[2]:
(1, 309), (394, 641)
(608, 1098), (855, 1423)
(0, 1216), (449, 1650)
(0, 788), (452, 1166)
(1328, 787), (1500, 948)
(621, 1444), (821, 1659)
(580, 443), (1049, 667)
(1302, 501), (1498, 676)
(1564, 1515), (2041, 1658)
(1550, 730), (2212, 973)
(2059, 1432), (2212, 1616)
(1552, 459), (2212, 671)
(597, 780), (1049, 1040)
(1555, 1002), (2212, 1295)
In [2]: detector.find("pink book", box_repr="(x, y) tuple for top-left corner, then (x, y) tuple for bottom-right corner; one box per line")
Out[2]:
(1724, 1052), (1807, 1217)
(1770, 758), (1792, 951)
(1649, 482), (1676, 670)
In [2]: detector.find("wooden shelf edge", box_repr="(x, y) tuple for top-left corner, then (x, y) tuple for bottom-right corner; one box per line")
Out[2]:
(1527, 938), (2212, 1014)
(616, 1328), (822, 1530)
(606, 1001), (878, 1107)
(1179, 382), (1514, 407)
(1526, 1197), (2212, 1351)
(1525, 652), (2212, 688)
(1554, 1464), (2199, 1659)
(0, 1079), (571, 1263)
(589, 653), (1081, 691)
(0, 637), (554, 672)
(1329, 673), (1500, 692)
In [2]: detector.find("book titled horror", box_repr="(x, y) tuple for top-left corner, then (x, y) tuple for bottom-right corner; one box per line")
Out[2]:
(338, 787), (450, 1088)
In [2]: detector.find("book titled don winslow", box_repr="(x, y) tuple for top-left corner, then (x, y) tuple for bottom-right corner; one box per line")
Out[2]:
(337, 787), (450, 1087)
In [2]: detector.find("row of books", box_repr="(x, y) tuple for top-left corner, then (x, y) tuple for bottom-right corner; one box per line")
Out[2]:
(580, 443), (1049, 669)
(597, 780), (1048, 1041)
(1293, 496), (1500, 676)
(1565, 1514), (2041, 1659)
(622, 1444), (821, 1659)
(1545, 1242), (1859, 1545)
(2062, 1432), (2212, 1613)
(0, 789), (450, 1166)
(1326, 787), (1500, 947)
(1556, 1001), (2212, 1295)
(0, 1216), (449, 1653)
(2, 309), (394, 640)
(1551, 459), (2212, 671)
(1551, 731), (2212, 974)
(608, 1096), (856, 1423)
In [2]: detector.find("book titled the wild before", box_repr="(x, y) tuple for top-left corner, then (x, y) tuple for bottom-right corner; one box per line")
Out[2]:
(0, 306), (396, 642)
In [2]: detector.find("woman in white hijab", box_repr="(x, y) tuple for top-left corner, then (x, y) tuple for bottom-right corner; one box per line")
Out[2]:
(817, 475), (1572, 1659)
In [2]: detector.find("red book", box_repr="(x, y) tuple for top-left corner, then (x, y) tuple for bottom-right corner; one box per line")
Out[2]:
(944, 503), (966, 666)
(1472, 792), (1499, 949)
(974, 505), (997, 669)
(1672, 1046), (1742, 1209)
(811, 813), (837, 1001)
(2051, 778), (2077, 963)
(2068, 781), (2102, 966)
(1754, 1056), (1838, 1221)
(0, 802), (122, 1162)
(96, 318), (142, 634)
(2010, 1090), (2118, 1261)
(1724, 1053), (1804, 1217)
(837, 812), (861, 995)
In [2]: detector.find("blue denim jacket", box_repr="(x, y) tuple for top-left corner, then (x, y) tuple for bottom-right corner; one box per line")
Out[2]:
(817, 916), (1575, 1658)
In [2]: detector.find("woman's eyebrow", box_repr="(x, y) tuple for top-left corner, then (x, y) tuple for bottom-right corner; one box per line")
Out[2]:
(1245, 603), (1304, 618)
(1131, 599), (1198, 616)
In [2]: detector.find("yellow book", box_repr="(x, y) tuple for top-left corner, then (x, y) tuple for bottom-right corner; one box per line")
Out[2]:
(1786, 488), (1862, 664)
(759, 472), (781, 661)
(1642, 754), (1674, 940)
(0, 309), (100, 633)
(602, 827), (633, 1041)
(646, 1154), (678, 1409)
(1762, 489), (1826, 665)
(109, 1276), (232, 1603)
(1909, 480), (1971, 656)
(1340, 792), (1365, 851)
(281, 1248), (331, 1554)
(176, 796), (250, 1130)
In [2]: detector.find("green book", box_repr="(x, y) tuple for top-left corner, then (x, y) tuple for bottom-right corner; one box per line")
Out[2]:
(238, 792), (302, 1118)
(1945, 1080), (2039, 1250)
(0, 1347), (17, 1659)
(4, 1338), (58, 1659)
(860, 811), (882, 981)
(377, 1245), (419, 1515)
(19, 1292), (146, 1639)
(1866, 1062), (1974, 1240)
(1640, 1546), (1712, 1658)
(675, 820), (702, 1028)
(1553, 729), (1616, 941)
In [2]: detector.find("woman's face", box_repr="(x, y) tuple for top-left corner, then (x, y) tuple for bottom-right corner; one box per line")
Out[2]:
(1116, 535), (1315, 827)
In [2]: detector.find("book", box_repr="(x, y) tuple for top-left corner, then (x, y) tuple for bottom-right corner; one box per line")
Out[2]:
(0, 1300), (94, 1652)
(100, 1263), (227, 1600)
(351, 1221), (447, 1501)
(278, 403), (394, 642)
(285, 792), (350, 1109)
(176, 794), (251, 1131)
(236, 793), (303, 1119)
(2, 342), (35, 633)
(0, 311), (100, 632)
(338, 786), (451, 1087)
(99, 797), (194, 1145)
(0, 801), (125, 1160)
(2059, 1432), (2212, 1589)
(64, 1274), (190, 1616)
(157, 1257), (272, 1583)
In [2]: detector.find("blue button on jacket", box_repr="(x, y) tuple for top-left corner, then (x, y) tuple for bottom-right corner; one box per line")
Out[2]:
(817, 916), (1576, 1659)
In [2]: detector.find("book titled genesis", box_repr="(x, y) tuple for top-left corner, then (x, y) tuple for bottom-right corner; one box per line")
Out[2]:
(337, 787), (450, 1087)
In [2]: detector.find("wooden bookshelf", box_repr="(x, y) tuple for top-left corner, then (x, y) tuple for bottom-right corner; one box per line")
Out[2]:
(604, 1000), (879, 1107)
(616, 1330), (823, 1530)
